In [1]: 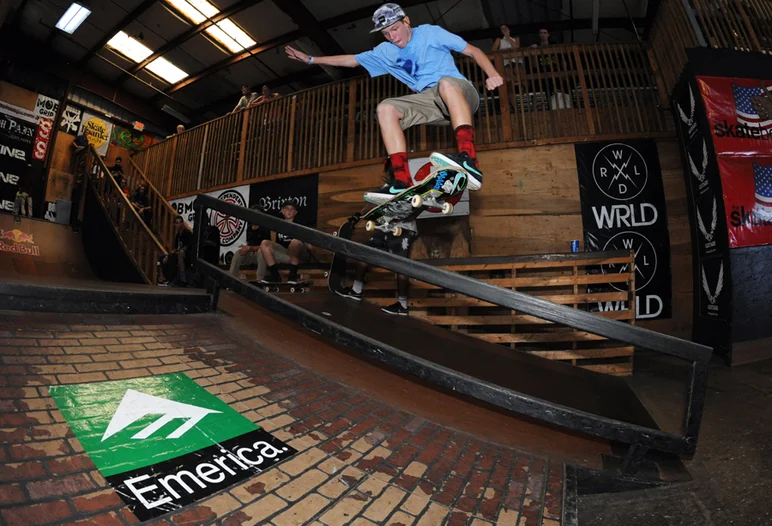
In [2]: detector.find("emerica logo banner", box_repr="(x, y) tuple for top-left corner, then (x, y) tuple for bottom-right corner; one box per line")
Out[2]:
(49, 373), (295, 521)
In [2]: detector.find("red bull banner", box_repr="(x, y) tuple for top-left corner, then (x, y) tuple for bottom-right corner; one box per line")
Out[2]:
(699, 76), (772, 156)
(717, 156), (772, 247)
(0, 228), (39, 256)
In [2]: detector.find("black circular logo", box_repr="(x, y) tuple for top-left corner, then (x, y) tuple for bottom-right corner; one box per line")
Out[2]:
(601, 231), (657, 292)
(212, 190), (246, 247)
(592, 143), (648, 201)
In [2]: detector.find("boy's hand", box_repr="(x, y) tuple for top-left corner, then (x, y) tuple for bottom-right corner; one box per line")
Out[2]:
(238, 245), (250, 255)
(285, 46), (309, 64)
(486, 74), (504, 90)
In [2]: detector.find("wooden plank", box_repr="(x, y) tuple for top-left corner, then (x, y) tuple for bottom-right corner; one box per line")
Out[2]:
(476, 332), (609, 343)
(520, 347), (634, 360)
(421, 310), (635, 325)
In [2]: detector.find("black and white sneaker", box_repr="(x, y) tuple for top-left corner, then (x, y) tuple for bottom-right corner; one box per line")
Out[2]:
(364, 178), (410, 205)
(430, 151), (483, 190)
(259, 274), (282, 284)
(335, 287), (362, 301)
(381, 302), (408, 316)
(287, 274), (299, 285)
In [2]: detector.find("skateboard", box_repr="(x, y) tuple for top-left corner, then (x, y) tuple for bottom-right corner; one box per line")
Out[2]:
(363, 168), (467, 236)
(327, 167), (467, 294)
(250, 280), (313, 293)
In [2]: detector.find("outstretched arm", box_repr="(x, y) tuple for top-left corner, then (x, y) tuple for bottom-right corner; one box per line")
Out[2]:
(461, 44), (504, 90)
(285, 45), (359, 68)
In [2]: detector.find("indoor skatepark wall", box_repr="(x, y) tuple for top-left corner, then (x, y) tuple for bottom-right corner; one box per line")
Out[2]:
(317, 139), (692, 340)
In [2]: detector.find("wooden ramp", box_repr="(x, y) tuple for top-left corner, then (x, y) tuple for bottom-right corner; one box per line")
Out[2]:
(0, 213), (211, 314)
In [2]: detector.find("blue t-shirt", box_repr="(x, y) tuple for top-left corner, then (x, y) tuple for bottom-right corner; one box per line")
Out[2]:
(355, 25), (468, 93)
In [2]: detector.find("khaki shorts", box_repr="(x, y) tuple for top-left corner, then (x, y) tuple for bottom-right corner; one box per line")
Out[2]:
(380, 76), (480, 130)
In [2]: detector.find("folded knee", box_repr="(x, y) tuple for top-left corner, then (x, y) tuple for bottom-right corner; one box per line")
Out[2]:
(376, 101), (402, 120)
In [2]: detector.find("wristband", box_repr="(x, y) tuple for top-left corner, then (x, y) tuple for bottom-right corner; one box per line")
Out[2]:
(308, 56), (314, 65)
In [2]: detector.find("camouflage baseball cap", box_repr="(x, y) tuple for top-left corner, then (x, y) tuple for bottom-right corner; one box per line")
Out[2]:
(371, 3), (406, 33)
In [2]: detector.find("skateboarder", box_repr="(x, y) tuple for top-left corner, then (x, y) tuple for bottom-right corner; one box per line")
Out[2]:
(285, 3), (503, 203)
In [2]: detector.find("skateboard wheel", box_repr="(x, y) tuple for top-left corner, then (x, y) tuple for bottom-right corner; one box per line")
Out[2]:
(442, 202), (454, 215)
(393, 226), (402, 237)
(411, 195), (423, 208)
(365, 221), (375, 232)
(324, 271), (329, 277)
(263, 286), (270, 292)
(290, 287), (296, 293)
(333, 231), (338, 236)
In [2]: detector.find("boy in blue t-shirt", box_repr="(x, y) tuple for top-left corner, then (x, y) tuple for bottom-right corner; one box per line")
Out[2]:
(285, 3), (503, 203)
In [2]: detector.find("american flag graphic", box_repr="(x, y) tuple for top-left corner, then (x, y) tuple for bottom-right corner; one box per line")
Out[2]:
(754, 163), (772, 211)
(732, 84), (772, 129)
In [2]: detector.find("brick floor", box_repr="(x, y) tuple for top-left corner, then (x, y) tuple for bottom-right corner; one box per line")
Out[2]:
(0, 311), (564, 525)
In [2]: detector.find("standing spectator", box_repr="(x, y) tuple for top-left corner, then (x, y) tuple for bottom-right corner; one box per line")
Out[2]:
(13, 174), (33, 222)
(158, 216), (193, 286)
(229, 204), (271, 279)
(232, 85), (258, 113)
(258, 200), (310, 284)
(130, 183), (152, 226)
(200, 212), (221, 267)
(531, 28), (551, 48)
(492, 25), (523, 111)
(108, 156), (124, 176)
(250, 85), (280, 106)
(167, 124), (185, 138)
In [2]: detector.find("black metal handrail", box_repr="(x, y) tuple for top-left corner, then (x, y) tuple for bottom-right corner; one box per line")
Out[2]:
(192, 194), (711, 456)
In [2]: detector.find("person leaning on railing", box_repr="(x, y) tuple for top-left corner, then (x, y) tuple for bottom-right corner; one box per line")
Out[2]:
(229, 204), (271, 279)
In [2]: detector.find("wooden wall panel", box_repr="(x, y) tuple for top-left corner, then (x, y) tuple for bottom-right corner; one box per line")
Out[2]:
(318, 138), (693, 340)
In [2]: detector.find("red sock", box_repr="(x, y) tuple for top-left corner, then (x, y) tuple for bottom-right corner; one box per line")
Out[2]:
(454, 125), (477, 160)
(389, 152), (411, 185)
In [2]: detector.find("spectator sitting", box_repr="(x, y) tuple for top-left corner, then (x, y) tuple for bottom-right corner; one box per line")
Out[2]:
(258, 200), (310, 285)
(71, 134), (88, 152)
(229, 204), (271, 279)
(130, 183), (152, 225)
(158, 216), (193, 286)
(232, 85), (258, 113)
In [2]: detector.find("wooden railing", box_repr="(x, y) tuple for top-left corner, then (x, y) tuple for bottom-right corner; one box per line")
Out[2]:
(647, 0), (701, 99)
(133, 42), (671, 199)
(82, 146), (167, 283)
(125, 157), (186, 252)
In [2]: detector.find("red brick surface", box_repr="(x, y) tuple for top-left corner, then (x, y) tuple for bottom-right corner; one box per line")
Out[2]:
(0, 311), (565, 525)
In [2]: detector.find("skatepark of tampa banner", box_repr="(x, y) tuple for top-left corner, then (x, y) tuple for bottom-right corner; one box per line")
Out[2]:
(697, 76), (772, 248)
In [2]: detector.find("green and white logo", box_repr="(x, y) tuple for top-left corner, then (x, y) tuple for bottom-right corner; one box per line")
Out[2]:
(50, 373), (295, 521)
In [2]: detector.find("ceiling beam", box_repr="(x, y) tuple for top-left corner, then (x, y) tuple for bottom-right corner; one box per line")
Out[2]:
(118, 0), (266, 83)
(274, 0), (345, 57)
(162, 31), (302, 96)
(76, 0), (157, 68)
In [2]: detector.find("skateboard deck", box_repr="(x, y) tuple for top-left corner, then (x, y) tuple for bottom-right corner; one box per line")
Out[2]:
(327, 167), (467, 295)
(251, 280), (313, 293)
(362, 168), (467, 236)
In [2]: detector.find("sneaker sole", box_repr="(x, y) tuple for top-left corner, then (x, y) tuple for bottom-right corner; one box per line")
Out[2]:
(430, 152), (482, 191)
(334, 289), (362, 301)
(381, 308), (408, 315)
(363, 192), (394, 205)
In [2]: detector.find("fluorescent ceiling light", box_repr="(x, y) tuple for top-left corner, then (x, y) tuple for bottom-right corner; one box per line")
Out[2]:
(167, 0), (256, 53)
(55, 3), (91, 34)
(106, 31), (189, 84)
(146, 58), (189, 84)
